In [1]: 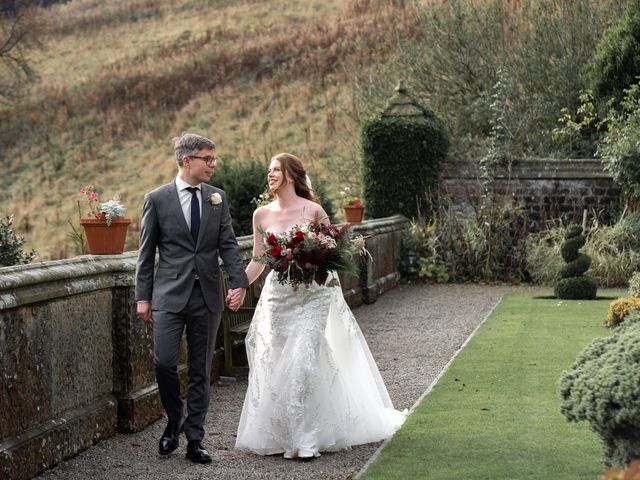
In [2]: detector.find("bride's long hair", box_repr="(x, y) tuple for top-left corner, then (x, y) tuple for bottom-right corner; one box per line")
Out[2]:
(270, 153), (320, 203)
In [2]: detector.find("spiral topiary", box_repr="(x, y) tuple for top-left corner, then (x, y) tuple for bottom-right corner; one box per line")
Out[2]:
(559, 321), (640, 467)
(554, 225), (597, 299)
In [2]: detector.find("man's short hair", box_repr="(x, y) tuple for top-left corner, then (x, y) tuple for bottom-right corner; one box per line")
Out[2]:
(172, 132), (216, 166)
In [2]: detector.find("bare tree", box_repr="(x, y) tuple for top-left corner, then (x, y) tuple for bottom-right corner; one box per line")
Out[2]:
(0, 1), (41, 104)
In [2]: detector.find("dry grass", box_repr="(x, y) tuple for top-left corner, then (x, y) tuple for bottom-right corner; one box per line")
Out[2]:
(1, 0), (420, 259)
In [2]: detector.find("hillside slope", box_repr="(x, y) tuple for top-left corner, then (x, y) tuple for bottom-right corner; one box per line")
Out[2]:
(1, 0), (415, 259)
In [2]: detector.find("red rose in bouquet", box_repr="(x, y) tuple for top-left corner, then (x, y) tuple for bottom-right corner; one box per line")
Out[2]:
(256, 222), (369, 289)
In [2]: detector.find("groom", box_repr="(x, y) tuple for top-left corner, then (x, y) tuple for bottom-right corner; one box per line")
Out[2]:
(136, 132), (248, 464)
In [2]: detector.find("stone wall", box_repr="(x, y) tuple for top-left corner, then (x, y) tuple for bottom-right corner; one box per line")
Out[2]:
(0, 215), (407, 480)
(441, 158), (622, 228)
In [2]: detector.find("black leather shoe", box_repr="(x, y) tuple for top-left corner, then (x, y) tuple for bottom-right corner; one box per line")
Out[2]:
(186, 440), (212, 464)
(158, 420), (183, 455)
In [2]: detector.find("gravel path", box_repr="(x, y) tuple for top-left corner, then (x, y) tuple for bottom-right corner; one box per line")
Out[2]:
(36, 284), (516, 480)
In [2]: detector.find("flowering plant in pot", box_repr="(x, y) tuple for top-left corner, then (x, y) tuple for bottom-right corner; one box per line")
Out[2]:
(79, 185), (130, 254)
(340, 186), (365, 223)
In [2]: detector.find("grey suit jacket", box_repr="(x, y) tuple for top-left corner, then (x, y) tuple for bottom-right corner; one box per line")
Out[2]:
(135, 181), (249, 313)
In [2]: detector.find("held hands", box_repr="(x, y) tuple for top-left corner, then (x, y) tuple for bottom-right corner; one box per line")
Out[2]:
(226, 287), (246, 312)
(137, 301), (153, 325)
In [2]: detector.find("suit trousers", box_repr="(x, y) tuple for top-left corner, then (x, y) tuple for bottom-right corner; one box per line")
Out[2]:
(153, 281), (221, 441)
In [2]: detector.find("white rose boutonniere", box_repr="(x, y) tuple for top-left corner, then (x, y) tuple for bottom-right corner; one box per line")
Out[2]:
(208, 192), (222, 208)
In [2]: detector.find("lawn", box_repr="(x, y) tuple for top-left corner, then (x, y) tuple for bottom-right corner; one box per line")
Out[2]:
(360, 291), (623, 480)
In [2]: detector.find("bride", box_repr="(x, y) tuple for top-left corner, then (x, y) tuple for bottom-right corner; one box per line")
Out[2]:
(234, 153), (406, 459)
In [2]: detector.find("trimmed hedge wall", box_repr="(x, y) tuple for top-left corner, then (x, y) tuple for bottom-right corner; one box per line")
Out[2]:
(360, 94), (449, 221)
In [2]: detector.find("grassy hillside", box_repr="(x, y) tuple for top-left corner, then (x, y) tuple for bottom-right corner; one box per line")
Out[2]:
(1, 0), (418, 260)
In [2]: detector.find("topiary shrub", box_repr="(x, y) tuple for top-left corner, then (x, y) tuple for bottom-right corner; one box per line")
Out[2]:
(559, 321), (640, 467)
(0, 213), (36, 267)
(630, 271), (640, 297)
(606, 297), (640, 328)
(526, 216), (640, 288)
(360, 84), (449, 220)
(554, 225), (597, 299)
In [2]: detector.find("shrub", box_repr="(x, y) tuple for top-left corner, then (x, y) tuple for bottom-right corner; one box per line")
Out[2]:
(0, 213), (36, 267)
(629, 271), (640, 297)
(598, 82), (640, 208)
(526, 218), (640, 287)
(525, 223), (566, 284)
(210, 156), (268, 237)
(554, 225), (597, 299)
(360, 86), (449, 221)
(622, 310), (640, 330)
(606, 297), (640, 328)
(584, 217), (640, 286)
(427, 201), (529, 283)
(588, 0), (640, 109)
(399, 219), (448, 283)
(559, 321), (640, 467)
(554, 277), (598, 301)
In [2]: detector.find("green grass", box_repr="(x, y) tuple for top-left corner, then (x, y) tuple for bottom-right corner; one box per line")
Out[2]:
(361, 291), (625, 480)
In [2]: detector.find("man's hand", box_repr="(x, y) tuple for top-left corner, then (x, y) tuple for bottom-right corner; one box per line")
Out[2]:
(137, 301), (153, 325)
(226, 288), (247, 312)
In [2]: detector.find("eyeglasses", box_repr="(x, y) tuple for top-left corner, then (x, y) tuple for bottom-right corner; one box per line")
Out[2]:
(189, 155), (217, 166)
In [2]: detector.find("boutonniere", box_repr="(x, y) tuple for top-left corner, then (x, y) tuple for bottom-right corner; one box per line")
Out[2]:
(208, 192), (222, 208)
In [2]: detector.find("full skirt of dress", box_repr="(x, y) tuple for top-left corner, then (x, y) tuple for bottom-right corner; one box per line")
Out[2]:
(235, 271), (407, 457)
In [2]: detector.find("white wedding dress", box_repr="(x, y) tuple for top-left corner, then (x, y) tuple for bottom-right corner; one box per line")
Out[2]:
(235, 271), (407, 458)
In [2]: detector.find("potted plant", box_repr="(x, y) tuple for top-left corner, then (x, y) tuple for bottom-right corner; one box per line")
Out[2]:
(340, 186), (365, 223)
(78, 185), (131, 254)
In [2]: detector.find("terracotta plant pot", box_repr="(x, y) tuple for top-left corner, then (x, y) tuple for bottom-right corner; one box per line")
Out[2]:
(80, 217), (131, 254)
(343, 205), (365, 223)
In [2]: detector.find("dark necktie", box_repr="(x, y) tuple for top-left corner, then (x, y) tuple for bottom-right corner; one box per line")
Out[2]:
(186, 187), (200, 244)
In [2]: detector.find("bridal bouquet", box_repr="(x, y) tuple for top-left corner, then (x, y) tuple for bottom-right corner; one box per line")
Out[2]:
(258, 222), (369, 289)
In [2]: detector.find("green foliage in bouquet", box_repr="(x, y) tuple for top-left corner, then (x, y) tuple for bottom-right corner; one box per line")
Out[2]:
(560, 320), (640, 467)
(554, 225), (597, 299)
(605, 297), (640, 328)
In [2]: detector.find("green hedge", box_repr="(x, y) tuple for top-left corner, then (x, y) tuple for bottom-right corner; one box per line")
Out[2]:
(360, 110), (449, 220)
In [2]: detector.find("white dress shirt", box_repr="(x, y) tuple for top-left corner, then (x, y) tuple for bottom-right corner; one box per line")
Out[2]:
(175, 176), (202, 230)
